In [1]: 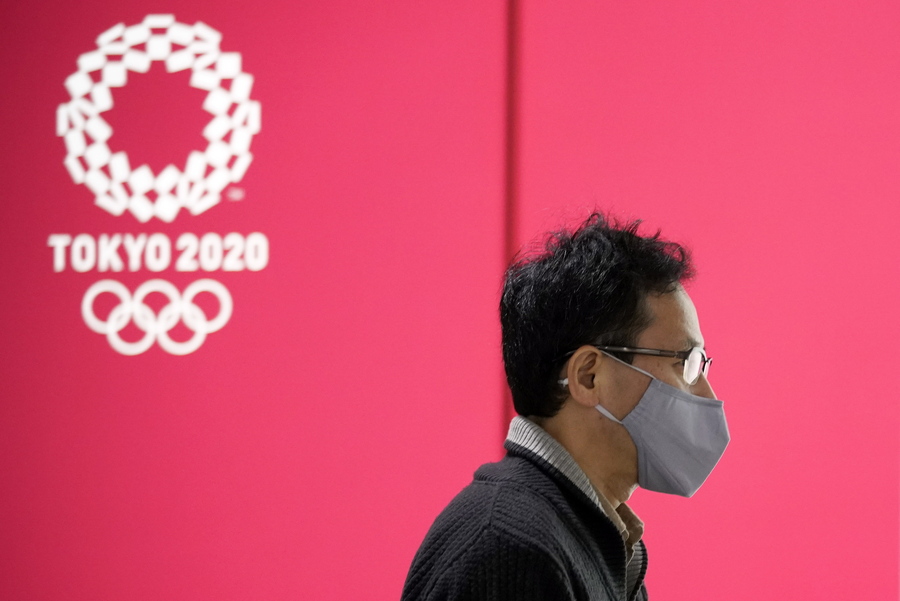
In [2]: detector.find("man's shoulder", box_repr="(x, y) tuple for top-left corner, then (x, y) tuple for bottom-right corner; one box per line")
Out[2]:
(401, 455), (625, 601)
(471, 453), (575, 531)
(415, 454), (589, 568)
(401, 456), (577, 600)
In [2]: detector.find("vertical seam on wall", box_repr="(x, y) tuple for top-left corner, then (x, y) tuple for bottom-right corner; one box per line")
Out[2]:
(504, 0), (519, 265)
(501, 0), (520, 442)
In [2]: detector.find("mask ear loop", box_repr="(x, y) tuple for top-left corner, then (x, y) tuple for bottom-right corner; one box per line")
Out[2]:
(557, 376), (624, 424)
(559, 351), (656, 424)
(599, 350), (656, 379)
(596, 351), (657, 423)
(594, 403), (623, 424)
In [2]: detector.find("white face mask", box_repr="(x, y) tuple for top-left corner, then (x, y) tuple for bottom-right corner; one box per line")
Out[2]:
(561, 352), (730, 497)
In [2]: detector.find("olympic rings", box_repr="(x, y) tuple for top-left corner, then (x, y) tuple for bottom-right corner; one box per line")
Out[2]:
(81, 278), (233, 355)
(57, 14), (261, 223)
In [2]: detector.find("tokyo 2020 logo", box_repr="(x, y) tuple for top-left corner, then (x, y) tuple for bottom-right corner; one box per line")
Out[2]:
(52, 15), (266, 356)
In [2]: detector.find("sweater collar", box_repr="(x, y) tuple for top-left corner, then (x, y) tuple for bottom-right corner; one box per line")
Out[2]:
(505, 416), (643, 549)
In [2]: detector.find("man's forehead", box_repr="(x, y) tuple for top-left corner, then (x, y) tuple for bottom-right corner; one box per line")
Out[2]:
(638, 289), (705, 349)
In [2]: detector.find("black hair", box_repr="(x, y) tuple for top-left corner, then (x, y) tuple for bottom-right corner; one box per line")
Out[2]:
(500, 212), (693, 417)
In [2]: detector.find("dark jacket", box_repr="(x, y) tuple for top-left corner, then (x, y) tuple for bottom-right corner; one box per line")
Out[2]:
(401, 443), (648, 601)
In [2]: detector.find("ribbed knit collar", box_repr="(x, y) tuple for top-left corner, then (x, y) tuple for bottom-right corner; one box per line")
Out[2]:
(505, 416), (642, 549)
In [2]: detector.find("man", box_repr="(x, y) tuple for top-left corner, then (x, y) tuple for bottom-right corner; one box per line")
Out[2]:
(401, 213), (730, 600)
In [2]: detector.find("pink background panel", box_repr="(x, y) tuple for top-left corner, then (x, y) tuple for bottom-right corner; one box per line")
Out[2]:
(512, 1), (899, 599)
(0, 2), (506, 599)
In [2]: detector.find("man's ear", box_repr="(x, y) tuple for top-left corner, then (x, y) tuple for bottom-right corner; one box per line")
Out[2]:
(562, 346), (605, 408)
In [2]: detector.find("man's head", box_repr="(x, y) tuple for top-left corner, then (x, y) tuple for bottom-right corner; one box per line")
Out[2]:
(500, 213), (694, 417)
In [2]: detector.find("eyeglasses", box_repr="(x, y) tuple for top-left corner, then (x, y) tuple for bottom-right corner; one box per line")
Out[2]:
(595, 345), (712, 385)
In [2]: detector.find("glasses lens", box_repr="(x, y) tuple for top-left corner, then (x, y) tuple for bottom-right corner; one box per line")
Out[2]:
(683, 348), (704, 385)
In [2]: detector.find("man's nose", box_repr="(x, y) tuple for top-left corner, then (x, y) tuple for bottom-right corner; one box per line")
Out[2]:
(692, 373), (717, 400)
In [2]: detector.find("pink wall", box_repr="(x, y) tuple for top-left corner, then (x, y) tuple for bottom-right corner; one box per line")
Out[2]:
(511, 1), (899, 599)
(0, 1), (897, 599)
